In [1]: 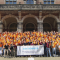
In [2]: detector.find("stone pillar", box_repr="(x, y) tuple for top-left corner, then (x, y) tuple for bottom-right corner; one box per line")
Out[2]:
(57, 22), (60, 32)
(33, 0), (36, 4)
(0, 14), (3, 32)
(59, 13), (60, 20)
(17, 21), (23, 32)
(0, 21), (3, 32)
(38, 21), (43, 32)
(39, 11), (42, 21)
(24, 1), (26, 4)
(18, 11), (21, 21)
(38, 22), (40, 31)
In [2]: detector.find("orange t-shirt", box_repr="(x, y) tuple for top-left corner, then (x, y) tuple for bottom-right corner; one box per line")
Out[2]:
(58, 38), (60, 40)
(52, 43), (55, 48)
(52, 38), (55, 41)
(0, 43), (2, 47)
(52, 42), (57, 48)
(18, 40), (20, 44)
(40, 33), (43, 37)
(26, 39), (29, 43)
(38, 37), (41, 41)
(56, 38), (58, 43)
(59, 43), (60, 45)
(33, 41), (36, 44)
(3, 42), (6, 46)
(44, 34), (47, 38)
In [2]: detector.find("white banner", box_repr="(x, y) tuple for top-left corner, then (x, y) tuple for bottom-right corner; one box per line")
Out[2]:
(17, 45), (44, 55)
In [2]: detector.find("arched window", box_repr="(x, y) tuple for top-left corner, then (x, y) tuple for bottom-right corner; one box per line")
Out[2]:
(26, 0), (34, 4)
(6, 0), (17, 4)
(9, 23), (17, 32)
(26, 23), (35, 31)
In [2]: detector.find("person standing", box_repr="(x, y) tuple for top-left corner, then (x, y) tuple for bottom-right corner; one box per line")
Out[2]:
(4, 43), (9, 58)
(58, 40), (60, 55)
(9, 44), (14, 57)
(45, 40), (51, 57)
(0, 42), (3, 56)
(52, 41), (57, 56)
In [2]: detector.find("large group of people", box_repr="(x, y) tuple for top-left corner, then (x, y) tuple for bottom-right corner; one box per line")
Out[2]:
(0, 31), (60, 57)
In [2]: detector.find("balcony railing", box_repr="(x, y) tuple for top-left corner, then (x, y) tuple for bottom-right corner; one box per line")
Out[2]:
(0, 4), (60, 10)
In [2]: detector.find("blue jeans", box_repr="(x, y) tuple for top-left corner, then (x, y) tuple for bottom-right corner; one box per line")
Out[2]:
(2, 48), (5, 55)
(46, 47), (51, 57)
(0, 47), (2, 55)
(52, 48), (56, 55)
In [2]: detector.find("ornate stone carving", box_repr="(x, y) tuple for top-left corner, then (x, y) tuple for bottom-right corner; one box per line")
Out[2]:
(2, 14), (19, 22)
(0, 4), (60, 10)
(57, 22), (60, 32)
(18, 11), (21, 21)
(39, 11), (42, 21)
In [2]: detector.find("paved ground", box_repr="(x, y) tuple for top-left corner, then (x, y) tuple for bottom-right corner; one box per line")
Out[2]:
(0, 57), (60, 60)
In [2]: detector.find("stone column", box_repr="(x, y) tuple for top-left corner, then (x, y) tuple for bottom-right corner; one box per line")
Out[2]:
(18, 11), (21, 21)
(0, 21), (3, 32)
(40, 22), (43, 32)
(38, 21), (43, 32)
(59, 13), (60, 21)
(38, 22), (40, 31)
(57, 22), (60, 32)
(17, 21), (23, 32)
(33, 0), (36, 4)
(17, 11), (23, 32)
(0, 14), (3, 32)
(39, 11), (42, 21)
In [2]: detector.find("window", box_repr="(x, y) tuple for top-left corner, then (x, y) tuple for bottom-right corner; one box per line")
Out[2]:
(10, 1), (12, 4)
(47, 0), (50, 1)
(51, 0), (54, 1)
(13, 1), (16, 4)
(51, 0), (54, 4)
(48, 2), (50, 4)
(44, 0), (54, 4)
(6, 0), (17, 4)
(6, 1), (9, 4)
(26, 0), (34, 4)
(44, 1), (46, 4)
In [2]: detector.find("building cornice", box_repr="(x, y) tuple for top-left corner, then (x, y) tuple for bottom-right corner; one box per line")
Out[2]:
(0, 4), (60, 10)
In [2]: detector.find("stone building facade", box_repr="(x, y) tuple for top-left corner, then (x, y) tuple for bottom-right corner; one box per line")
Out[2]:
(0, 0), (60, 4)
(0, 0), (60, 32)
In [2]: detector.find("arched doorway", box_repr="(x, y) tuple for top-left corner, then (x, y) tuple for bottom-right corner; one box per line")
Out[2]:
(26, 23), (35, 31)
(23, 17), (37, 32)
(9, 23), (17, 32)
(43, 17), (57, 32)
(3, 17), (17, 32)
(43, 23), (51, 32)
